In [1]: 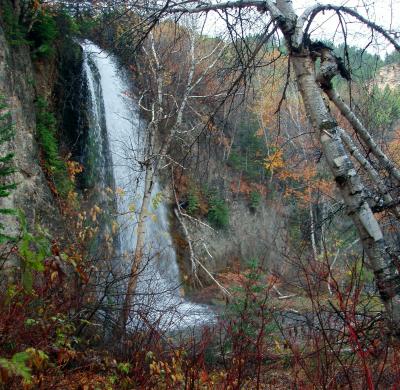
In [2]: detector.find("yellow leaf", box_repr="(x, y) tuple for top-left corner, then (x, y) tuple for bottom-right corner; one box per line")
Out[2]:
(274, 339), (282, 353)
(264, 149), (285, 171)
(111, 221), (119, 235)
(115, 187), (125, 197)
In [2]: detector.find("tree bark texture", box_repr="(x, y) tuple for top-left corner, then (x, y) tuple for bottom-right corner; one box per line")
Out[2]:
(291, 53), (400, 333)
(120, 163), (154, 330)
(325, 87), (400, 184)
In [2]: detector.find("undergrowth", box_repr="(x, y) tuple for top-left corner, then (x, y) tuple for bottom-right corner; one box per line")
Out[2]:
(249, 190), (262, 212)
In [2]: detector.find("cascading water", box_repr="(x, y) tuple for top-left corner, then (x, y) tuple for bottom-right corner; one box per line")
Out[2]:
(82, 41), (211, 330)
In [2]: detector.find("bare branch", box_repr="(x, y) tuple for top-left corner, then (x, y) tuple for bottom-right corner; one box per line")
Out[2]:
(338, 127), (400, 218)
(141, 0), (283, 20)
(326, 87), (400, 184)
(298, 4), (400, 51)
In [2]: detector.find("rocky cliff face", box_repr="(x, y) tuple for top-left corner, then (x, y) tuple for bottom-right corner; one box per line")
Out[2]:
(0, 12), (84, 242)
(0, 23), (61, 238)
(376, 63), (400, 90)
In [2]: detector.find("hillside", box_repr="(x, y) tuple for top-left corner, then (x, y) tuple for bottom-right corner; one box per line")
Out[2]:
(376, 62), (400, 89)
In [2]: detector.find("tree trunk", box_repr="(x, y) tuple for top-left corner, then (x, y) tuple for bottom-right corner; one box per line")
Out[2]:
(338, 127), (400, 218)
(291, 53), (400, 335)
(325, 87), (400, 184)
(120, 163), (154, 331)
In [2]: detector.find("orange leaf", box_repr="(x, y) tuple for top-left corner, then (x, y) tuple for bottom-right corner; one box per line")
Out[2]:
(200, 370), (209, 383)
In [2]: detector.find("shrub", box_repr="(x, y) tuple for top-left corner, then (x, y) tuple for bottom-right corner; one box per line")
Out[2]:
(221, 259), (278, 387)
(18, 211), (50, 292)
(227, 151), (243, 171)
(0, 351), (32, 384)
(2, 3), (60, 58)
(36, 98), (72, 197)
(225, 259), (276, 334)
(207, 194), (229, 229)
(29, 11), (58, 59)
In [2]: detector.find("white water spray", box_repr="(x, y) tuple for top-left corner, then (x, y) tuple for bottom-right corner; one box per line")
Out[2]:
(82, 41), (211, 330)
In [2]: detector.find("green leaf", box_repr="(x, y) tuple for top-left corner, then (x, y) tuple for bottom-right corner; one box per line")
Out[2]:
(22, 267), (33, 292)
(152, 192), (163, 210)
(25, 318), (39, 327)
(0, 233), (15, 244)
(117, 362), (131, 374)
(0, 352), (32, 383)
(0, 208), (17, 215)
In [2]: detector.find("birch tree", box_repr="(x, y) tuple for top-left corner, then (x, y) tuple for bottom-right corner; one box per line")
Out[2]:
(120, 23), (226, 330)
(134, 0), (400, 335)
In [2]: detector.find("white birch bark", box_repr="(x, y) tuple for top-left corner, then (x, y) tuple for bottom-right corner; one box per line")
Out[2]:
(325, 87), (400, 184)
(339, 127), (400, 218)
(291, 53), (400, 333)
(272, 0), (400, 334)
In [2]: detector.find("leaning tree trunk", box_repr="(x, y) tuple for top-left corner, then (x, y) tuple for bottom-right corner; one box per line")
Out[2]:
(291, 52), (400, 335)
(338, 127), (400, 219)
(324, 87), (400, 184)
(120, 162), (154, 331)
(119, 124), (177, 331)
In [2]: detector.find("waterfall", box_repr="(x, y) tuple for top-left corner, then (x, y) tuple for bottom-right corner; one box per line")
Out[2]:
(81, 41), (211, 330)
